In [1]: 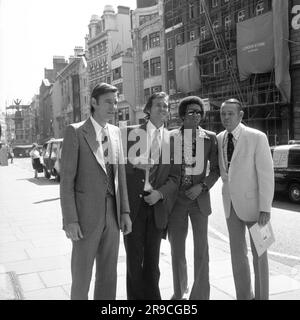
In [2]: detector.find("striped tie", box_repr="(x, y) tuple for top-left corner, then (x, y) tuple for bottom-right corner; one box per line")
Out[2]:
(149, 129), (160, 185)
(101, 128), (115, 196)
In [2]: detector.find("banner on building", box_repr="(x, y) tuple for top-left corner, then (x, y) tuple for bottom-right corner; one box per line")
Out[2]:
(175, 39), (201, 93)
(273, 0), (291, 103)
(237, 11), (274, 81)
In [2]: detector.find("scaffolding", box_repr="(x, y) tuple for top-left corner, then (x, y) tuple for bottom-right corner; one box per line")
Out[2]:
(164, 0), (289, 145)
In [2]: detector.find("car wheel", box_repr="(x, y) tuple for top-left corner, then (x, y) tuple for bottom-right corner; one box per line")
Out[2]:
(44, 168), (50, 179)
(288, 183), (300, 203)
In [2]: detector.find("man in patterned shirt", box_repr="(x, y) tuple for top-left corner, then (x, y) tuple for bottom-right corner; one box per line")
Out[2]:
(168, 96), (219, 300)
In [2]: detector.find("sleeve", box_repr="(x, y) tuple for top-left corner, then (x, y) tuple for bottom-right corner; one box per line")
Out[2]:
(59, 125), (79, 228)
(204, 133), (220, 189)
(255, 133), (275, 213)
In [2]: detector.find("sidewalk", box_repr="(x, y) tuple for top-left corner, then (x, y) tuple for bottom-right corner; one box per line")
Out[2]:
(1, 161), (300, 300)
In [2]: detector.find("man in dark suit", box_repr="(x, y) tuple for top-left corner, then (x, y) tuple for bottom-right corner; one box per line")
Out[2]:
(123, 92), (180, 300)
(60, 83), (132, 300)
(168, 96), (219, 300)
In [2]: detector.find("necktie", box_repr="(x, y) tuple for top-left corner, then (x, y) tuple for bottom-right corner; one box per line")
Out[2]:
(149, 129), (161, 185)
(101, 128), (115, 196)
(227, 132), (234, 168)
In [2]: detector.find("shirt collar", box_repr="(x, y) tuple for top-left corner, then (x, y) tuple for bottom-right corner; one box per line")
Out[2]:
(90, 116), (107, 139)
(226, 123), (242, 141)
(147, 120), (164, 135)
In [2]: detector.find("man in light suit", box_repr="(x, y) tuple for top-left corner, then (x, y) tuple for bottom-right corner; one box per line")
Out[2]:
(60, 83), (132, 300)
(123, 92), (181, 300)
(217, 98), (274, 300)
(168, 96), (219, 300)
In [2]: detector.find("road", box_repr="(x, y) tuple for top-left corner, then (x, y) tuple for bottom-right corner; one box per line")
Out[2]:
(11, 158), (300, 268)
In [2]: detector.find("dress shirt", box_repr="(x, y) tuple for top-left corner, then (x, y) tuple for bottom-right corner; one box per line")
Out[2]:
(222, 122), (242, 170)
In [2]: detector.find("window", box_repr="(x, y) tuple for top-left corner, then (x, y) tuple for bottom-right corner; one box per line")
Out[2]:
(212, 0), (218, 8)
(175, 32), (184, 46)
(200, 26), (208, 40)
(151, 85), (162, 93)
(144, 88), (150, 103)
(143, 60), (149, 79)
(167, 38), (172, 50)
(224, 15), (231, 30)
(189, 3), (194, 19)
(149, 32), (160, 48)
(212, 20), (219, 32)
(199, 1), (205, 14)
(189, 30), (195, 41)
(226, 56), (232, 69)
(112, 67), (122, 80)
(168, 79), (176, 91)
(256, 1), (264, 16)
(238, 10), (245, 22)
(168, 56), (174, 71)
(142, 36), (148, 51)
(150, 57), (161, 76)
(115, 83), (123, 94)
(213, 57), (221, 74)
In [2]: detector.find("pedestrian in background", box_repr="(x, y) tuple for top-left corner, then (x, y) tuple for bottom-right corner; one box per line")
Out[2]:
(123, 92), (180, 300)
(29, 143), (41, 178)
(60, 83), (132, 300)
(217, 98), (274, 300)
(7, 145), (14, 164)
(168, 96), (219, 300)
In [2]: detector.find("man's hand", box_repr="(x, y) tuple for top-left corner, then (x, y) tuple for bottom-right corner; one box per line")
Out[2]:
(144, 190), (162, 206)
(258, 211), (271, 226)
(121, 214), (132, 235)
(64, 222), (83, 241)
(185, 184), (203, 200)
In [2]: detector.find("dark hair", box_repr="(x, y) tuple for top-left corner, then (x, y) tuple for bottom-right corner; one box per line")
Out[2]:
(90, 82), (118, 114)
(178, 96), (204, 120)
(221, 98), (244, 112)
(143, 92), (169, 119)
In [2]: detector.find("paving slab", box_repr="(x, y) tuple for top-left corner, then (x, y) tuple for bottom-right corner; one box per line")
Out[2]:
(18, 273), (45, 292)
(25, 286), (69, 300)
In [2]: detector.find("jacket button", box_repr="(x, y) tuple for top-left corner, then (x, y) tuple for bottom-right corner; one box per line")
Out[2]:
(142, 179), (145, 183)
(139, 194), (143, 198)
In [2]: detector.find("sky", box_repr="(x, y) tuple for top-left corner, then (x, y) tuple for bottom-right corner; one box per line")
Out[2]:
(0, 0), (137, 111)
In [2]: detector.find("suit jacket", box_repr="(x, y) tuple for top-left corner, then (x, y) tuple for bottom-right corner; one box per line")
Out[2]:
(123, 123), (181, 230)
(171, 126), (220, 215)
(217, 124), (274, 222)
(60, 118), (130, 237)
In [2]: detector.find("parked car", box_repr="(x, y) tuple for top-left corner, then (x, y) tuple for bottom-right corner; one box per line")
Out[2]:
(41, 138), (63, 182)
(12, 145), (33, 158)
(271, 143), (300, 203)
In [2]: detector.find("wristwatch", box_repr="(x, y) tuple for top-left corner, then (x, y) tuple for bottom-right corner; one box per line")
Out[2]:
(201, 182), (209, 193)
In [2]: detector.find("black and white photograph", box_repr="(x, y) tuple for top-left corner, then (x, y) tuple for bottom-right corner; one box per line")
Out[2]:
(0, 0), (300, 305)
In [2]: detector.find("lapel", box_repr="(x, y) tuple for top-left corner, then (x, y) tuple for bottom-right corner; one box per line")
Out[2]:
(155, 127), (170, 181)
(82, 118), (106, 173)
(107, 123), (119, 176)
(229, 124), (246, 166)
(219, 130), (226, 172)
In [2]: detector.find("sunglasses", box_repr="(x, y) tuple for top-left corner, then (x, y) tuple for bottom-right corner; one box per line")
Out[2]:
(185, 110), (202, 116)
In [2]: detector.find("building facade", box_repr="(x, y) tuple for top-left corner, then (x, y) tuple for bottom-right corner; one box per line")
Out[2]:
(52, 49), (89, 138)
(111, 48), (135, 125)
(163, 0), (297, 144)
(132, 0), (167, 123)
(87, 5), (132, 90)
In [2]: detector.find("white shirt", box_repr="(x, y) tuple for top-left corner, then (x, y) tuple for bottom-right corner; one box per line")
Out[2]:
(146, 120), (164, 158)
(222, 123), (242, 170)
(90, 116), (109, 143)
